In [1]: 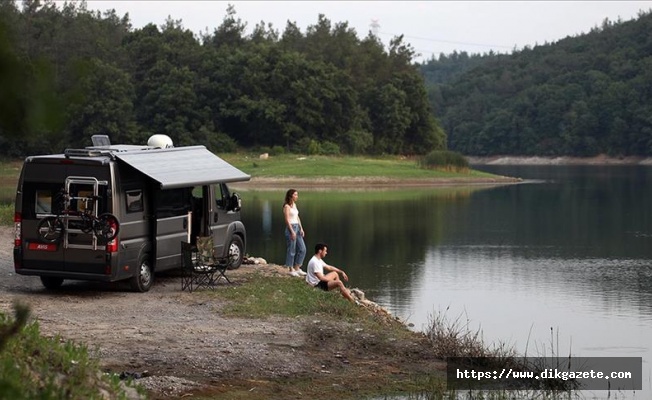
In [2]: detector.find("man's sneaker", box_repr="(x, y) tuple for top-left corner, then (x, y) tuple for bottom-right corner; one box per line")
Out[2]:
(289, 270), (300, 277)
(296, 269), (307, 276)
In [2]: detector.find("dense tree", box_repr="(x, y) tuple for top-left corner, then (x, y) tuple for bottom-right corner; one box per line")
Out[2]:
(0, 1), (445, 157)
(421, 8), (652, 157)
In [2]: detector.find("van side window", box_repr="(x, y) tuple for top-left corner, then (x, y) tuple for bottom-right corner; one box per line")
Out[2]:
(126, 190), (143, 213)
(215, 184), (230, 210)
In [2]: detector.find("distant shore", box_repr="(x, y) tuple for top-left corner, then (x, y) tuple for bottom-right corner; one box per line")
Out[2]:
(466, 154), (652, 165)
(232, 174), (523, 190)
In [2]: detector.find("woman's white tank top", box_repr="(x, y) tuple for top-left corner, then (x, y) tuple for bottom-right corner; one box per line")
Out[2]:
(287, 203), (299, 224)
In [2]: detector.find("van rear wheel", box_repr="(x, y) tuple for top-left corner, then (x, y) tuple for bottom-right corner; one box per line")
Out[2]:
(227, 235), (244, 270)
(40, 276), (64, 290)
(129, 256), (153, 292)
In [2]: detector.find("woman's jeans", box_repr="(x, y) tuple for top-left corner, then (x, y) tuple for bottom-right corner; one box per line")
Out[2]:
(285, 223), (306, 268)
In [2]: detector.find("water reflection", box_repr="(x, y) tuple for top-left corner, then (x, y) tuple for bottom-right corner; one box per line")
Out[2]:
(234, 166), (652, 398)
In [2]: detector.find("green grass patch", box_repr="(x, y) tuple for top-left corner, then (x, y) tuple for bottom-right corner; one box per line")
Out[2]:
(220, 153), (494, 180)
(0, 204), (13, 226)
(208, 273), (363, 320)
(0, 160), (21, 206)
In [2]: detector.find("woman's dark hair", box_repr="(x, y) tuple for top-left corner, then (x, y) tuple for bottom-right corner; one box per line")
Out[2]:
(284, 189), (297, 206)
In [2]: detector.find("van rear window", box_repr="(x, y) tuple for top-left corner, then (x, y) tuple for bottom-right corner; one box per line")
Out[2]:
(35, 190), (54, 214)
(23, 182), (110, 219)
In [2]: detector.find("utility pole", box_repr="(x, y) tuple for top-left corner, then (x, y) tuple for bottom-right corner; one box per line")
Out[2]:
(370, 18), (380, 36)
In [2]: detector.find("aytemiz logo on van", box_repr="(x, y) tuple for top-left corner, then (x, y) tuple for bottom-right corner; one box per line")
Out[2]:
(28, 242), (58, 252)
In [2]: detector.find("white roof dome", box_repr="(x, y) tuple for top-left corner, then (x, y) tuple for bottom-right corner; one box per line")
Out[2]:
(147, 134), (174, 148)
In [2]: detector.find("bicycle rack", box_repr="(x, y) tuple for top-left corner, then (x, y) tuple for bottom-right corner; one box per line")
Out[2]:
(63, 176), (109, 250)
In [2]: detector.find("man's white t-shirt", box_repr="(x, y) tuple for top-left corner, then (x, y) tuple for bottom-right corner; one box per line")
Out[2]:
(306, 255), (325, 286)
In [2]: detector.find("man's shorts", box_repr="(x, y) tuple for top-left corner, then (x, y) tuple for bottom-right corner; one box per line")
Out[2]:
(315, 280), (329, 291)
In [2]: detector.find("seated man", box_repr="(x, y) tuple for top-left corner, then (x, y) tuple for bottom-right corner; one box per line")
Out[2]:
(306, 242), (355, 302)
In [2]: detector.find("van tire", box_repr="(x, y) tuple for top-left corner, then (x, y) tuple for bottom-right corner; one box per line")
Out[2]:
(40, 276), (64, 290)
(130, 255), (153, 292)
(227, 235), (244, 270)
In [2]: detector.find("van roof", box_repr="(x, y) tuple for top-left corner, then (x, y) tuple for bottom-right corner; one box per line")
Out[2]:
(26, 145), (250, 189)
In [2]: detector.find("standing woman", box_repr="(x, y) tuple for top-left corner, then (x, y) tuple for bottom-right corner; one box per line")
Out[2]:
(284, 189), (307, 277)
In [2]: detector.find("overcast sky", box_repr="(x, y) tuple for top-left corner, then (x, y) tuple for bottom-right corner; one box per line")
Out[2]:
(84, 1), (651, 61)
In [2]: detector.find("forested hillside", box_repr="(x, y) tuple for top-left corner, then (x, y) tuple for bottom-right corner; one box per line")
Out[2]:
(421, 10), (652, 157)
(0, 0), (445, 157)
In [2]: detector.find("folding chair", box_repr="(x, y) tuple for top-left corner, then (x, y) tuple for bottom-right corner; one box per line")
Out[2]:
(180, 237), (230, 293)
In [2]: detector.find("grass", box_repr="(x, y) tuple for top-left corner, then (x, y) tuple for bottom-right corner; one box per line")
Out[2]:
(220, 153), (496, 180)
(0, 160), (20, 205)
(0, 159), (19, 226)
(426, 308), (578, 395)
(206, 272), (366, 320)
(426, 308), (517, 360)
(0, 302), (142, 399)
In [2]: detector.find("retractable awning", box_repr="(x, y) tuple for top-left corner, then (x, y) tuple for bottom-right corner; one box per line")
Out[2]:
(114, 146), (250, 189)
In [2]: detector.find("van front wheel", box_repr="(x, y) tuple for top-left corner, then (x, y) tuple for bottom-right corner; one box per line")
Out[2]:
(130, 256), (153, 292)
(227, 235), (244, 270)
(40, 276), (64, 290)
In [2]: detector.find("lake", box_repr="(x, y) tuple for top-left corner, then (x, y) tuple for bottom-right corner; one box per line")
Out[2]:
(234, 165), (652, 398)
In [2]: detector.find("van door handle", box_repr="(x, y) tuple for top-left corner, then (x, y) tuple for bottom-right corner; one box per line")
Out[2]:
(214, 213), (218, 223)
(183, 218), (187, 229)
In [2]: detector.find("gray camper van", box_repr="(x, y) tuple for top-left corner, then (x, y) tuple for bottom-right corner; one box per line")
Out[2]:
(13, 135), (250, 292)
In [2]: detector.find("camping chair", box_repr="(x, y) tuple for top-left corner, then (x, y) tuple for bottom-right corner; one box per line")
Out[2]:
(180, 236), (230, 292)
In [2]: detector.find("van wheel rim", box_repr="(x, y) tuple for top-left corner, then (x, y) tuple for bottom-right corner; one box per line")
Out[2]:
(229, 243), (241, 262)
(140, 263), (152, 286)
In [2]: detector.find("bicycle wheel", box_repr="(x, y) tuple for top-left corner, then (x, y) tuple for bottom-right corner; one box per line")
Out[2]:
(95, 213), (120, 241)
(37, 216), (64, 243)
(80, 213), (94, 234)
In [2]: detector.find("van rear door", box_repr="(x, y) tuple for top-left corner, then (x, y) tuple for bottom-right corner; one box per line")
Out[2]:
(18, 160), (112, 278)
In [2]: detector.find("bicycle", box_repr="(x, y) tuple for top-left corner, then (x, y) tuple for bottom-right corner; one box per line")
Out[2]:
(36, 191), (120, 244)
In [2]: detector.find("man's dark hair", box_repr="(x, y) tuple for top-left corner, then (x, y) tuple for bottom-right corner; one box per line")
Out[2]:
(314, 242), (328, 253)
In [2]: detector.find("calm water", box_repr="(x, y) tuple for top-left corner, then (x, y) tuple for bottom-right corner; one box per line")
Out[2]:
(234, 165), (652, 398)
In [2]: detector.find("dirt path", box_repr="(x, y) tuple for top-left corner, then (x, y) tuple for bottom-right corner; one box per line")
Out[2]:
(0, 227), (443, 399)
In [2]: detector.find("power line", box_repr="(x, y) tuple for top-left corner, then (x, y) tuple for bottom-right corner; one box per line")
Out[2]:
(377, 30), (514, 50)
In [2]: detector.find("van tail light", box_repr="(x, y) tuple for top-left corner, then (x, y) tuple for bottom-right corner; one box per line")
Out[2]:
(14, 212), (22, 247)
(106, 218), (119, 253)
(106, 237), (118, 253)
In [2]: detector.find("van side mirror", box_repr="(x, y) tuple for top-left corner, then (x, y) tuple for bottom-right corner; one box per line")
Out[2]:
(229, 193), (242, 212)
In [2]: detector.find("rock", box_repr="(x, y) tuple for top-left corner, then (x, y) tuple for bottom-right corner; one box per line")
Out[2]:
(350, 288), (365, 301)
(243, 257), (267, 265)
(259, 153), (269, 160)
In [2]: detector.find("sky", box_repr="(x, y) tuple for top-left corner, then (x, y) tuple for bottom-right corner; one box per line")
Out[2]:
(83, 1), (652, 62)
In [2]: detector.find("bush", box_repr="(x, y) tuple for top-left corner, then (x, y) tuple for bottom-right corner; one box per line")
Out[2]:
(206, 132), (238, 153)
(270, 145), (285, 156)
(0, 303), (142, 399)
(305, 140), (341, 156)
(418, 150), (469, 172)
(320, 141), (341, 155)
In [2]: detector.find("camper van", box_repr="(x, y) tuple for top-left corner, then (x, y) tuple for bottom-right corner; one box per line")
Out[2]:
(13, 135), (250, 292)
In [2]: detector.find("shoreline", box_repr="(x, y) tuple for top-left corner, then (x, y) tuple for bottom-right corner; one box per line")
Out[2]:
(466, 154), (652, 165)
(232, 175), (523, 190)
